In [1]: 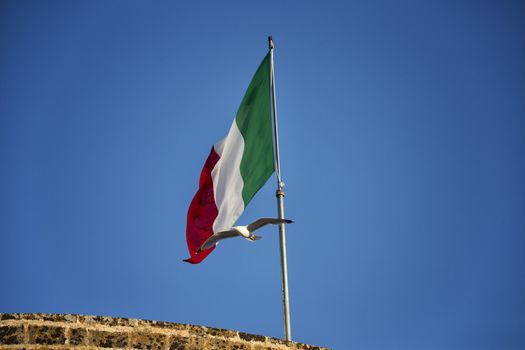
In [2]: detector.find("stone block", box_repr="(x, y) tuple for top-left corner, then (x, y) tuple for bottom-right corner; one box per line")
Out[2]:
(229, 343), (249, 350)
(168, 335), (188, 350)
(28, 325), (66, 345)
(78, 315), (122, 326)
(138, 319), (186, 331)
(69, 327), (87, 345)
(206, 327), (238, 339)
(187, 336), (206, 350)
(131, 331), (167, 350)
(21, 313), (45, 321)
(238, 331), (266, 343)
(203, 338), (230, 350)
(42, 314), (77, 323)
(0, 314), (18, 321)
(197, 338), (252, 350)
(0, 325), (24, 345)
(90, 330), (128, 348)
(186, 325), (208, 337)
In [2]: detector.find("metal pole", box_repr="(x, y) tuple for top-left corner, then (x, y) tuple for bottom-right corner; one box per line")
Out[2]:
(268, 36), (292, 341)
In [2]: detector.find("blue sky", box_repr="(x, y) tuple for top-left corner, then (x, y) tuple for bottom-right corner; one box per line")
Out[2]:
(1, 1), (524, 349)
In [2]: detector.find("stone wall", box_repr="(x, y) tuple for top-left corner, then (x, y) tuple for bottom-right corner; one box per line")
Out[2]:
(0, 314), (328, 350)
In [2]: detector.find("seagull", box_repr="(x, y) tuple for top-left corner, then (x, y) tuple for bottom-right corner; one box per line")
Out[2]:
(197, 217), (294, 253)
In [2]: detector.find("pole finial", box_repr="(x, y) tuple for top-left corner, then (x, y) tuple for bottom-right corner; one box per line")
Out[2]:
(268, 36), (274, 50)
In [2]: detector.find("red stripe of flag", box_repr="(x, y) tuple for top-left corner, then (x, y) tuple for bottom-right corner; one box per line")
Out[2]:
(183, 147), (220, 264)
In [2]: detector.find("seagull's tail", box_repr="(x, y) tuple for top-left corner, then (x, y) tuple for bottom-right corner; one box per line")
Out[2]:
(249, 234), (262, 241)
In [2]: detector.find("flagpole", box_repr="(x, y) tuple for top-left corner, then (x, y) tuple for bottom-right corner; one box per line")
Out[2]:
(268, 36), (292, 341)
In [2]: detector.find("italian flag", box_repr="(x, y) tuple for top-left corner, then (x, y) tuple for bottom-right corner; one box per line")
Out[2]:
(184, 53), (275, 264)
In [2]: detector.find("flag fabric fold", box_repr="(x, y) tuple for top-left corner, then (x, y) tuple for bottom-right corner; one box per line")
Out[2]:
(184, 53), (275, 264)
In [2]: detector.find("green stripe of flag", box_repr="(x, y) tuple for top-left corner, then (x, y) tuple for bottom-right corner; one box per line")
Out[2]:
(234, 53), (275, 205)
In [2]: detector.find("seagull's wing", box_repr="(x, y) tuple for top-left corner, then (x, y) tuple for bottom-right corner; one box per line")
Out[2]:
(198, 230), (240, 252)
(247, 218), (294, 232)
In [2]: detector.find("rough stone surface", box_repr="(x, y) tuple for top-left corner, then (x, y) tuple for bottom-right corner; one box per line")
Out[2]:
(69, 327), (87, 345)
(0, 315), (17, 321)
(169, 335), (188, 350)
(239, 332), (267, 343)
(90, 330), (128, 348)
(203, 338), (230, 350)
(0, 313), (329, 349)
(28, 325), (66, 345)
(0, 325), (24, 344)
(229, 342), (250, 350)
(131, 331), (168, 350)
